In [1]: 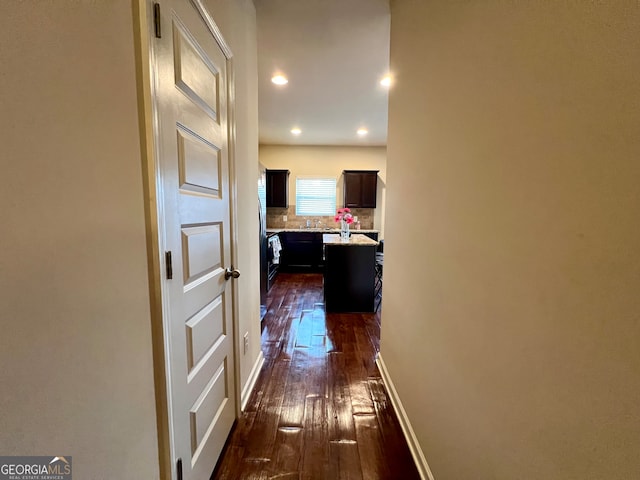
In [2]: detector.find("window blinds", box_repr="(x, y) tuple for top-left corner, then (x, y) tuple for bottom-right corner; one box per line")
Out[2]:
(295, 177), (336, 216)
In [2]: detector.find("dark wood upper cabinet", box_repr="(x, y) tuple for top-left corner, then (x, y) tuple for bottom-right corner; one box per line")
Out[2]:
(266, 169), (290, 208)
(343, 170), (379, 208)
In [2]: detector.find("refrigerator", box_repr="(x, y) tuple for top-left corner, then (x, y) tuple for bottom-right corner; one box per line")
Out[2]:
(258, 164), (268, 321)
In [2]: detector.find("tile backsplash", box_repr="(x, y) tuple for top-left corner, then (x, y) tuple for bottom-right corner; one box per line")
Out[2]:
(267, 206), (375, 230)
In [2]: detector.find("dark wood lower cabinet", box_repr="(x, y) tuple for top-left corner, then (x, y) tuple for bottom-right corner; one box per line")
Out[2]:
(324, 244), (376, 312)
(279, 232), (324, 271)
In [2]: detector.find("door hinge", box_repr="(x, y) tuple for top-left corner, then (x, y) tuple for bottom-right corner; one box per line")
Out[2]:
(153, 2), (162, 38)
(165, 251), (173, 280)
(176, 458), (183, 480)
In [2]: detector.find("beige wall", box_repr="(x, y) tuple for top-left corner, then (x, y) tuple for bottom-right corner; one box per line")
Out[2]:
(382, 2), (640, 479)
(0, 2), (159, 478)
(0, 0), (260, 478)
(259, 145), (387, 235)
(203, 0), (262, 405)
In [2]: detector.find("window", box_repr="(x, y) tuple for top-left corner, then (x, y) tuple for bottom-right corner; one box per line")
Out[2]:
(295, 177), (336, 216)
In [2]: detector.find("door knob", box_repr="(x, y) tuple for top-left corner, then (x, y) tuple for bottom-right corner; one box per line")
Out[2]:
(224, 267), (241, 280)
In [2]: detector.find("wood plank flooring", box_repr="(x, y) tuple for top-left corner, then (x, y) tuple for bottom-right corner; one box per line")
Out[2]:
(212, 273), (420, 480)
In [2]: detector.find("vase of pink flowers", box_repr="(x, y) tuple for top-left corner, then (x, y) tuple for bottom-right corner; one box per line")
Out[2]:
(335, 207), (354, 241)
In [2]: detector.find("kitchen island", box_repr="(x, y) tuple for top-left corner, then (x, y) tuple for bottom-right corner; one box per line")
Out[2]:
(323, 233), (378, 312)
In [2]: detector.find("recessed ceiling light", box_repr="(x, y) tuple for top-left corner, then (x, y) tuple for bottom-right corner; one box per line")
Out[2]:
(291, 128), (301, 135)
(357, 128), (368, 136)
(271, 74), (288, 85)
(380, 75), (392, 87)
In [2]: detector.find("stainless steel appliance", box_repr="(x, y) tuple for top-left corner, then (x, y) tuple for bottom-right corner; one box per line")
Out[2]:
(259, 164), (268, 321)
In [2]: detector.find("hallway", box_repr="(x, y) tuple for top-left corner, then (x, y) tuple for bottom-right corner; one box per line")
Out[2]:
(212, 273), (420, 479)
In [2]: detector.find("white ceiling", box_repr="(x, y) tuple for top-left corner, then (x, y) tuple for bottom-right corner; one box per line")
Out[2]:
(255, 0), (391, 146)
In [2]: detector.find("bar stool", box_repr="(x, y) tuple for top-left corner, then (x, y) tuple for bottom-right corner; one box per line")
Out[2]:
(374, 251), (383, 311)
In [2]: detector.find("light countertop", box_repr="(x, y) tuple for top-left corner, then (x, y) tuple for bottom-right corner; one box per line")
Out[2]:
(322, 233), (379, 246)
(267, 228), (379, 234)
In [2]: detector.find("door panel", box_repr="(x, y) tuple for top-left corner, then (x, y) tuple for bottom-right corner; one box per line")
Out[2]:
(181, 224), (222, 284)
(153, 1), (236, 478)
(173, 21), (219, 120)
(190, 360), (228, 454)
(177, 129), (221, 195)
(185, 297), (224, 370)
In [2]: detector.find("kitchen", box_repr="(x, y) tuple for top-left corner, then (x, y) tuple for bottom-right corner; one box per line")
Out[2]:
(258, 146), (386, 315)
(255, 0), (390, 319)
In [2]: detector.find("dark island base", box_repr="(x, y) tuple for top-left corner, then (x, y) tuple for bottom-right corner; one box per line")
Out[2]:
(323, 243), (376, 312)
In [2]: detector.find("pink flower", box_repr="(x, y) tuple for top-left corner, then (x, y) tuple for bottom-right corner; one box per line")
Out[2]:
(335, 208), (355, 224)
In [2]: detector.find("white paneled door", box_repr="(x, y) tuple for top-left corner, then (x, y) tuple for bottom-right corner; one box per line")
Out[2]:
(151, 1), (237, 478)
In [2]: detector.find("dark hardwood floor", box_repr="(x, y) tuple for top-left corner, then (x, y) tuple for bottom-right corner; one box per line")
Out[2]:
(212, 273), (420, 480)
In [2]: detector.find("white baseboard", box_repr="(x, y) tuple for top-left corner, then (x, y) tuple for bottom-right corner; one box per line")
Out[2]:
(241, 350), (264, 411)
(376, 354), (435, 480)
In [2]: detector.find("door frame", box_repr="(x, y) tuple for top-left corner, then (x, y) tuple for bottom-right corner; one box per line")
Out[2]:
(133, 1), (241, 478)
